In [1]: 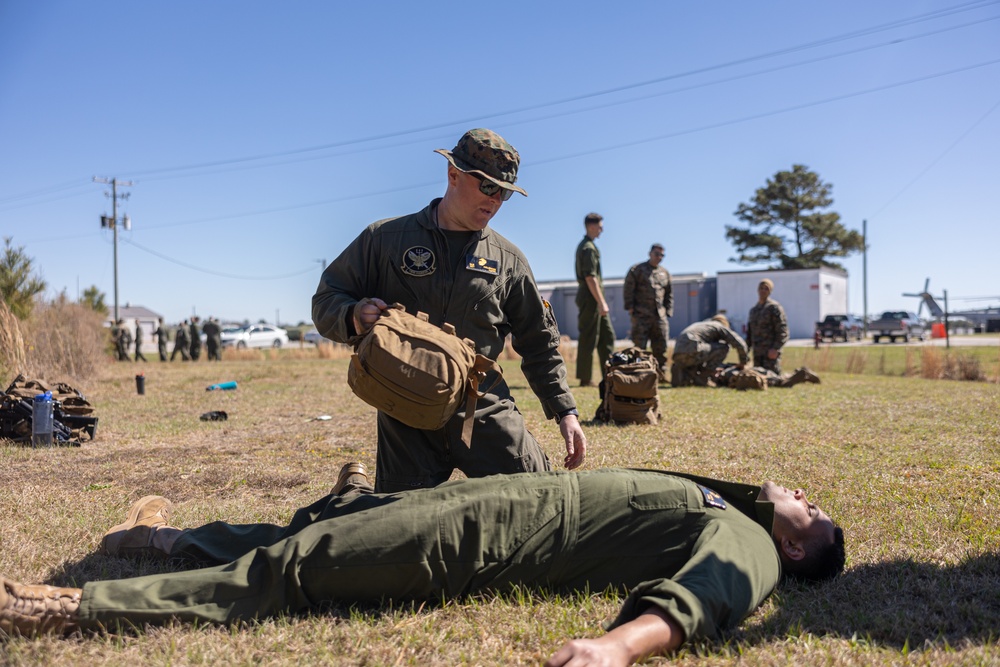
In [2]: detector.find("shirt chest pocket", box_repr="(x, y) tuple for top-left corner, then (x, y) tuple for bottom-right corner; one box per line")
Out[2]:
(628, 475), (705, 513)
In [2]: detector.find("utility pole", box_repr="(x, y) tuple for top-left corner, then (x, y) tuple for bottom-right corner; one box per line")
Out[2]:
(862, 219), (868, 336)
(94, 176), (134, 323)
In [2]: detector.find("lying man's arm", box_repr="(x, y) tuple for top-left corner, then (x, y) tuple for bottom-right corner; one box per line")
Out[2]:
(545, 608), (684, 667)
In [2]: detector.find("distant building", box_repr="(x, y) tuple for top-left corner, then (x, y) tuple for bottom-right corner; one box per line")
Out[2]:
(103, 303), (162, 341)
(717, 267), (849, 339)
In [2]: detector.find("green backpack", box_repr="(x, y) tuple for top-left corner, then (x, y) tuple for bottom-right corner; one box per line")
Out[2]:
(348, 304), (501, 445)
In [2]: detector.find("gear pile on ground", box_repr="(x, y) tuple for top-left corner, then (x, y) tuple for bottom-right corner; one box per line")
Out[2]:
(593, 347), (661, 425)
(0, 374), (98, 446)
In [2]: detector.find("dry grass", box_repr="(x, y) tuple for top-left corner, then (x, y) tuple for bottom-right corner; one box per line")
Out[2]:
(1, 352), (999, 665)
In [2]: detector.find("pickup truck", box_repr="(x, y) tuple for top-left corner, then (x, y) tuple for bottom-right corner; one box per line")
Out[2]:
(816, 314), (864, 341)
(870, 311), (926, 343)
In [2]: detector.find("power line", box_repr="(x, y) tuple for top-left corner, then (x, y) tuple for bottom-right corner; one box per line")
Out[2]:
(4, 1), (997, 205)
(866, 95), (1000, 219)
(119, 0), (1000, 178)
(121, 237), (320, 280)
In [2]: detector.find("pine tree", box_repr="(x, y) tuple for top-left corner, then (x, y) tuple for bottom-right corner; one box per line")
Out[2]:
(726, 165), (864, 269)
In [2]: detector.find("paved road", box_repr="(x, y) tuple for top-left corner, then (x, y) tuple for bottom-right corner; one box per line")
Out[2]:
(787, 334), (1000, 348)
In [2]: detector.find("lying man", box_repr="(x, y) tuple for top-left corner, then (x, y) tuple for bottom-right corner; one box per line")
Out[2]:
(1, 466), (845, 666)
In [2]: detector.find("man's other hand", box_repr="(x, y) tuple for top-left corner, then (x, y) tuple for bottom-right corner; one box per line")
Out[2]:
(352, 298), (388, 335)
(559, 414), (586, 470)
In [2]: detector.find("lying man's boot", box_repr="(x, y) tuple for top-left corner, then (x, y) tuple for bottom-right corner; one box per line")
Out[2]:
(331, 462), (371, 496)
(101, 495), (180, 558)
(0, 576), (81, 636)
(784, 367), (822, 387)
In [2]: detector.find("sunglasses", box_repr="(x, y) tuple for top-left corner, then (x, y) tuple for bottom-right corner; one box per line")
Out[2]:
(470, 172), (514, 201)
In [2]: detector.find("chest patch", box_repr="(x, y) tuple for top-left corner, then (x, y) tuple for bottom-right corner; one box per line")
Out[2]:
(698, 485), (727, 510)
(465, 255), (500, 275)
(401, 246), (436, 277)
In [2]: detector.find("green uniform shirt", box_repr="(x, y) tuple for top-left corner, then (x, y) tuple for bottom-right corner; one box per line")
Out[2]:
(574, 236), (602, 306)
(312, 199), (574, 419)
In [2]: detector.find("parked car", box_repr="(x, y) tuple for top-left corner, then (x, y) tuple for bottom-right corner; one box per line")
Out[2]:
(816, 314), (864, 342)
(220, 324), (289, 349)
(869, 311), (926, 344)
(302, 328), (332, 345)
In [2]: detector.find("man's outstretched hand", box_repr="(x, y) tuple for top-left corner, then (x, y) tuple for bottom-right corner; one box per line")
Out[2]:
(559, 414), (586, 470)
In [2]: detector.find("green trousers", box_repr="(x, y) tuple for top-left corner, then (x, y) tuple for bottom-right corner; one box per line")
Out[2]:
(372, 377), (551, 493)
(576, 299), (615, 384)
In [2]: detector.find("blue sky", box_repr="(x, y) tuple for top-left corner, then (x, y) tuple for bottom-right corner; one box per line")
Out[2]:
(2, 1), (998, 328)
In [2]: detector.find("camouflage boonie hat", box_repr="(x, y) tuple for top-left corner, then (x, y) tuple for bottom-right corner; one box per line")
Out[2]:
(434, 129), (527, 197)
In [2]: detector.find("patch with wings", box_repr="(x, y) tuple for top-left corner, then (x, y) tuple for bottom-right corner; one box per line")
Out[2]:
(401, 246), (436, 277)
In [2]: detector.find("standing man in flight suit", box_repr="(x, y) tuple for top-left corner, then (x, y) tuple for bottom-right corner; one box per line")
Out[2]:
(574, 212), (615, 387)
(312, 129), (586, 493)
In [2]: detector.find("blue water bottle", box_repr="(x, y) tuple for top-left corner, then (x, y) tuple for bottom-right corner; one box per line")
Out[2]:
(32, 391), (54, 447)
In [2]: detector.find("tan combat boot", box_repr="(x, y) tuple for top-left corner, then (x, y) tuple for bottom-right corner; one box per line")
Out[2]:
(785, 367), (822, 387)
(101, 495), (176, 558)
(331, 462), (371, 496)
(0, 576), (81, 636)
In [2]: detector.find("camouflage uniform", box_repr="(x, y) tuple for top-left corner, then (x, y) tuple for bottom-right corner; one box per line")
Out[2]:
(623, 260), (672, 379)
(133, 323), (148, 362)
(188, 318), (202, 361)
(154, 321), (169, 361)
(313, 199), (575, 493)
(746, 298), (788, 373)
(574, 236), (615, 385)
(672, 320), (748, 387)
(718, 365), (819, 389)
(203, 319), (222, 361)
(171, 322), (191, 361)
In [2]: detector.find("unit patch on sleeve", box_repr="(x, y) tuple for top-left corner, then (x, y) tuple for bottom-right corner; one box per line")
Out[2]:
(465, 255), (500, 275)
(401, 246), (436, 276)
(698, 485), (727, 510)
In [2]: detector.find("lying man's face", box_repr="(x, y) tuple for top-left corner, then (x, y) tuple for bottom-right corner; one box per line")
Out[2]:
(759, 482), (836, 560)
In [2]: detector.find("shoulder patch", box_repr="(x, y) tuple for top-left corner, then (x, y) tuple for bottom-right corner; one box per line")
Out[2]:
(698, 485), (727, 510)
(402, 246), (436, 277)
(465, 255), (500, 275)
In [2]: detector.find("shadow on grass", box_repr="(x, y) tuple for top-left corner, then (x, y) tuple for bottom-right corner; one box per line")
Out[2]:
(749, 552), (1000, 648)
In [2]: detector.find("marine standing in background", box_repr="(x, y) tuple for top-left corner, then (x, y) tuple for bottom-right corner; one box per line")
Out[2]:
(188, 316), (202, 361)
(746, 278), (789, 373)
(120, 322), (133, 362)
(133, 321), (148, 362)
(154, 317), (169, 362)
(171, 320), (191, 362)
(313, 128), (585, 494)
(623, 243), (673, 382)
(574, 212), (615, 387)
(203, 317), (222, 361)
(111, 320), (127, 361)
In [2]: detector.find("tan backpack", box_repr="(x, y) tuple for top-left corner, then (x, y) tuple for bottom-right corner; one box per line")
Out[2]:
(593, 347), (660, 425)
(348, 304), (501, 445)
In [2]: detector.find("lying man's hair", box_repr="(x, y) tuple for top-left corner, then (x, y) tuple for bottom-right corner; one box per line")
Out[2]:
(784, 525), (846, 582)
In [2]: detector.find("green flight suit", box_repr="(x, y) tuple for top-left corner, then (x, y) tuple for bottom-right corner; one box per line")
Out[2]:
(78, 468), (781, 644)
(312, 199), (575, 492)
(574, 236), (615, 384)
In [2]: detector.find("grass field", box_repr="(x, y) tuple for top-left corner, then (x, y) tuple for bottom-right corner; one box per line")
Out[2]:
(1, 345), (999, 666)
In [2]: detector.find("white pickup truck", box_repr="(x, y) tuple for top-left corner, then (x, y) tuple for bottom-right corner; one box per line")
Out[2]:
(870, 310), (926, 343)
